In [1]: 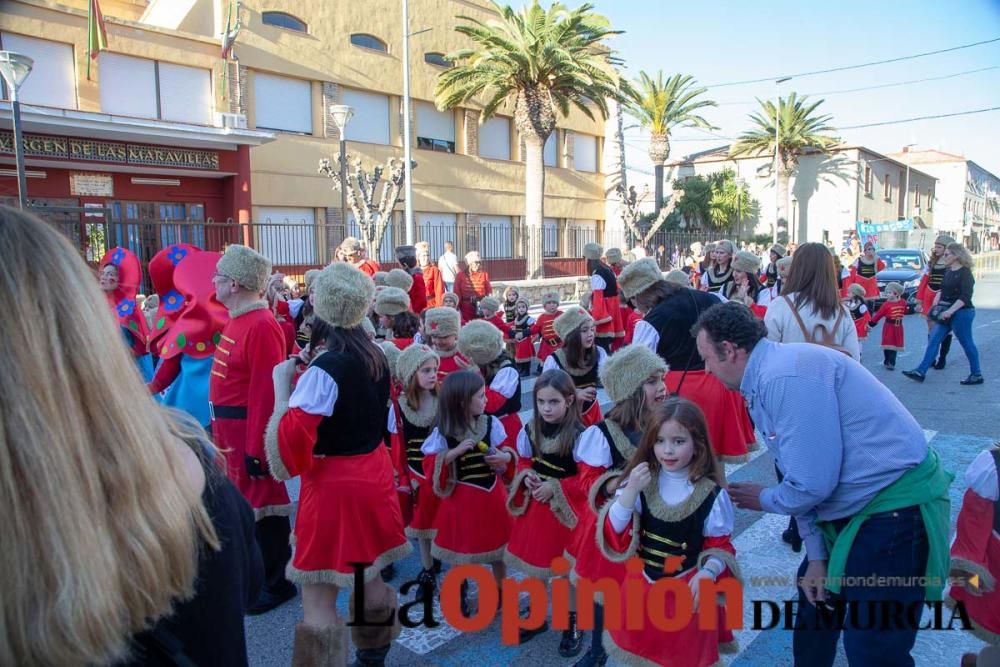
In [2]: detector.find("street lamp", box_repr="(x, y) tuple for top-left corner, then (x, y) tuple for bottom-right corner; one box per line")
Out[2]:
(330, 104), (353, 232)
(0, 51), (34, 210)
(773, 76), (791, 245)
(902, 142), (917, 221)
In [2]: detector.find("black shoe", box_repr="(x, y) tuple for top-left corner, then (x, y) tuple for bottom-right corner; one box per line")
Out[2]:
(573, 648), (609, 667)
(902, 370), (925, 383)
(380, 563), (395, 582)
(559, 613), (585, 657)
(932, 358), (946, 370)
(884, 362), (895, 371)
(960, 374), (984, 385)
(431, 558), (443, 575)
(350, 646), (390, 667)
(518, 621), (549, 644)
(414, 568), (437, 604)
(247, 582), (297, 615)
(781, 528), (802, 553)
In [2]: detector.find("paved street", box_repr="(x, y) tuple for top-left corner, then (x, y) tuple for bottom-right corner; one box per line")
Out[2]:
(247, 270), (999, 667)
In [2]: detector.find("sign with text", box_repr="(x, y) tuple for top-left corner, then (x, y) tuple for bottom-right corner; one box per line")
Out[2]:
(0, 131), (219, 170)
(856, 219), (914, 235)
(70, 172), (114, 197)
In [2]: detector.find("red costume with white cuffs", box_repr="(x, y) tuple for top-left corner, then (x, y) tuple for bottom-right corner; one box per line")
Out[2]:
(543, 347), (607, 427)
(868, 299), (907, 351)
(209, 302), (291, 519)
(388, 396), (441, 539)
(589, 265), (625, 343)
(421, 415), (514, 563)
(266, 350), (411, 586)
(530, 310), (562, 363)
(599, 472), (740, 667)
(948, 447), (1000, 644)
(435, 347), (470, 385)
(483, 354), (523, 449)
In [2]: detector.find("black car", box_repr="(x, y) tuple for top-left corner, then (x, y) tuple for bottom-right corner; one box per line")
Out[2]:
(870, 249), (928, 313)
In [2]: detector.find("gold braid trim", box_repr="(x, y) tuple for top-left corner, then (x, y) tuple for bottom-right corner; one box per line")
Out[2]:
(546, 478), (578, 529)
(264, 400), (291, 481)
(595, 497), (640, 563)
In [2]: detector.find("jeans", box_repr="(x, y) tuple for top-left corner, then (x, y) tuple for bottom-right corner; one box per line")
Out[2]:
(445, 281), (454, 292)
(915, 308), (981, 375)
(792, 506), (929, 667)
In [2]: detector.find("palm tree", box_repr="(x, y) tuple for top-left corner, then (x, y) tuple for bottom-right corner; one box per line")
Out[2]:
(435, 1), (626, 278)
(627, 72), (716, 214)
(730, 93), (839, 242)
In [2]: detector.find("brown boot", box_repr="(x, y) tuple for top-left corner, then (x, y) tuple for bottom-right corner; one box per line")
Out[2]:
(961, 653), (977, 667)
(291, 622), (349, 667)
(348, 580), (402, 651)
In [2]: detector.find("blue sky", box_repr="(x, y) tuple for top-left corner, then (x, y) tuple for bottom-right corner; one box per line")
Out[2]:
(589, 0), (1000, 174)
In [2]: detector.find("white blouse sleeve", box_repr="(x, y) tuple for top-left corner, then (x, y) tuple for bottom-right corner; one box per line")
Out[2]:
(703, 488), (736, 537)
(421, 428), (447, 455)
(596, 345), (608, 371)
(288, 366), (338, 416)
(574, 425), (613, 466)
(964, 450), (999, 501)
(542, 355), (558, 372)
(387, 404), (397, 434)
(516, 426), (533, 458)
(609, 486), (642, 533)
(590, 273), (607, 291)
(489, 416), (506, 449)
(489, 366), (520, 398)
(631, 319), (660, 351)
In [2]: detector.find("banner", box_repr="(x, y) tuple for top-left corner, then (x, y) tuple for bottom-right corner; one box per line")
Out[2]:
(855, 218), (914, 236)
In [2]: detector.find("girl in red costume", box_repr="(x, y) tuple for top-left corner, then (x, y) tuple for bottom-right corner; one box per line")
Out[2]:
(845, 241), (885, 298)
(267, 261), (410, 666)
(844, 283), (872, 345)
(424, 307), (469, 384)
(98, 247), (153, 381)
(458, 320), (523, 449)
(421, 371), (515, 615)
(505, 369), (585, 657)
(531, 291), (563, 366)
(868, 282), (908, 370)
(510, 298), (535, 377)
(543, 307), (607, 427)
(374, 287), (416, 349)
(599, 398), (739, 667)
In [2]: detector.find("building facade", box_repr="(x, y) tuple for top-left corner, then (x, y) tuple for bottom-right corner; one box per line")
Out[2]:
(664, 144), (937, 247)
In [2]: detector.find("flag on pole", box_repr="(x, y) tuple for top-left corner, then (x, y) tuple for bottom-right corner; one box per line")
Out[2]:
(86, 0), (109, 80)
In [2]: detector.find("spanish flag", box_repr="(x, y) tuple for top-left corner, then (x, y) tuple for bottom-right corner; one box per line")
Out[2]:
(86, 0), (108, 80)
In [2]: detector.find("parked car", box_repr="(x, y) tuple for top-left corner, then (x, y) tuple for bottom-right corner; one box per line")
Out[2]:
(871, 248), (928, 313)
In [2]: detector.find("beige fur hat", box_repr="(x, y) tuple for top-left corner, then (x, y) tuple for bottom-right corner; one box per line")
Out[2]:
(776, 256), (794, 277)
(479, 296), (500, 314)
(458, 320), (504, 366)
(605, 247), (623, 264)
(304, 268), (322, 292)
(216, 244), (271, 293)
(373, 271), (389, 287)
(664, 270), (689, 286)
(379, 340), (401, 377)
(847, 283), (867, 299)
(704, 242), (718, 255)
(340, 236), (362, 258)
(396, 344), (438, 385)
(553, 306), (594, 341)
(442, 291), (459, 307)
(425, 306), (460, 338)
(361, 317), (376, 340)
(935, 234), (956, 246)
(599, 345), (668, 403)
(415, 241), (431, 254)
(689, 241), (704, 256)
(732, 251), (762, 274)
(618, 257), (663, 299)
(313, 261), (375, 329)
(715, 239), (736, 256)
(385, 268), (414, 292)
(465, 250), (481, 264)
(542, 290), (561, 305)
(885, 281), (904, 296)
(583, 242), (603, 260)
(374, 286), (411, 316)
(769, 243), (786, 258)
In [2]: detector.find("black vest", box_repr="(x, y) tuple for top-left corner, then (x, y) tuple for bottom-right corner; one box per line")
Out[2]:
(642, 288), (718, 371)
(705, 266), (733, 293)
(928, 263), (946, 291)
(857, 260), (878, 278)
(598, 421), (641, 470)
(764, 263), (778, 288)
(848, 300), (866, 322)
(527, 423), (580, 480)
(639, 483), (719, 580)
(489, 355), (522, 416)
(447, 418), (496, 491)
(503, 300), (517, 323)
(312, 351), (390, 457)
(400, 407), (434, 477)
(550, 351), (599, 413)
(592, 263), (619, 298)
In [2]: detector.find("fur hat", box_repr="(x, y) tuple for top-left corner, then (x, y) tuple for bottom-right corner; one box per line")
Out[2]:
(515, 297), (530, 310)
(689, 241), (704, 256)
(313, 262), (375, 329)
(503, 285), (519, 299)
(732, 250), (762, 274)
(425, 307), (460, 338)
(769, 243), (786, 258)
(605, 247), (623, 264)
(441, 291), (459, 307)
(479, 296), (500, 314)
(304, 268), (322, 292)
(216, 244), (271, 293)
(465, 250), (481, 264)
(704, 242), (718, 255)
(374, 286), (411, 316)
(583, 242), (603, 260)
(664, 270), (689, 286)
(715, 239), (736, 256)
(553, 306), (594, 341)
(385, 268), (414, 292)
(395, 245), (416, 261)
(458, 320), (504, 365)
(542, 290), (561, 305)
(361, 317), (376, 340)
(885, 282), (904, 296)
(373, 271), (389, 287)
(934, 234), (956, 246)
(340, 236), (362, 257)
(776, 256), (794, 277)
(599, 345), (668, 403)
(847, 283), (867, 299)
(379, 340), (401, 377)
(618, 257), (663, 299)
(396, 344), (438, 385)
(415, 241), (431, 253)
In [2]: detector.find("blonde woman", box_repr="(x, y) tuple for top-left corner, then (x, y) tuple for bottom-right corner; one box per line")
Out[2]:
(0, 205), (261, 667)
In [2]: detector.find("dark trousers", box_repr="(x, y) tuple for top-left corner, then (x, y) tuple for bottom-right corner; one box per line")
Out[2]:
(775, 466), (800, 540)
(792, 506), (928, 667)
(883, 350), (898, 366)
(255, 515), (294, 594)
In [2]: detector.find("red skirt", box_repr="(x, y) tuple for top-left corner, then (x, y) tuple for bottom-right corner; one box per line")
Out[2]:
(289, 446), (410, 585)
(514, 337), (535, 363)
(429, 464), (511, 563)
(406, 467), (442, 539)
(505, 493), (574, 579)
(664, 370), (754, 462)
(572, 503), (627, 585)
(213, 417), (290, 516)
(536, 339), (560, 363)
(880, 322), (904, 350)
(844, 273), (879, 298)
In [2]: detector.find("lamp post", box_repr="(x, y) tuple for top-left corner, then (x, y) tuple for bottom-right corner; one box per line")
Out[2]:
(773, 76), (791, 245)
(902, 142), (917, 221)
(0, 51), (35, 210)
(330, 104), (354, 233)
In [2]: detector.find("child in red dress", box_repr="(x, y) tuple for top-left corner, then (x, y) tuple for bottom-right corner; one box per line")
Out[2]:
(424, 307), (469, 384)
(844, 283), (871, 344)
(531, 291), (563, 368)
(478, 296), (508, 334)
(458, 320), (523, 449)
(543, 307), (607, 427)
(509, 298), (535, 377)
(868, 281), (907, 370)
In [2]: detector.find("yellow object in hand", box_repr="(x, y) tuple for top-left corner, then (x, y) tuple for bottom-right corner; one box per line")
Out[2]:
(476, 442), (490, 453)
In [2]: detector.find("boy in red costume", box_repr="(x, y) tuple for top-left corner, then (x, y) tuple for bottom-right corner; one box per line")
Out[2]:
(394, 245), (427, 314)
(531, 291), (563, 367)
(416, 241), (445, 308)
(868, 282), (907, 370)
(583, 243), (624, 353)
(424, 306), (469, 384)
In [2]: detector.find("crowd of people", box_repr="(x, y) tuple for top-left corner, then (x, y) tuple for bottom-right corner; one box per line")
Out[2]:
(1, 201), (996, 667)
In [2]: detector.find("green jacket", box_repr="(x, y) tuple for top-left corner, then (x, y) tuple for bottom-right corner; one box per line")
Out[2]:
(818, 448), (953, 599)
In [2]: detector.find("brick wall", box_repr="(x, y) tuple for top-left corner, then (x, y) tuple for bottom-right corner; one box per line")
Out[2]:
(322, 82), (342, 139)
(464, 109), (479, 157)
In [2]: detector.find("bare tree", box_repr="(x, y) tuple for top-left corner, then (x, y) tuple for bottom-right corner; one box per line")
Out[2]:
(318, 155), (416, 255)
(616, 183), (682, 249)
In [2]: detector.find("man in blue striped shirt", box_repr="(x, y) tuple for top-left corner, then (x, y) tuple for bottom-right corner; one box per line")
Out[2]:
(692, 302), (951, 667)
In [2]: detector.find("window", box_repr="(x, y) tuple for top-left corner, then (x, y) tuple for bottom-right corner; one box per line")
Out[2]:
(914, 186), (920, 208)
(341, 89), (390, 144)
(883, 173), (892, 202)
(424, 52), (451, 67)
(262, 11), (307, 32)
(544, 132), (557, 167)
(927, 186), (933, 211)
(479, 215), (512, 258)
(256, 207), (316, 264)
(0, 33), (76, 109)
(416, 102), (455, 154)
(253, 72), (312, 133)
(351, 34), (387, 52)
(863, 165), (872, 196)
(543, 217), (558, 257)
(573, 133), (598, 172)
(479, 116), (511, 160)
(98, 53), (212, 124)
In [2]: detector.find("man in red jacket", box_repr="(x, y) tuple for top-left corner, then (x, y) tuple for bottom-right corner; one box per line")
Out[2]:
(210, 244), (296, 614)
(395, 244), (427, 313)
(416, 241), (445, 308)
